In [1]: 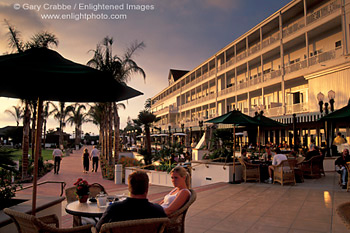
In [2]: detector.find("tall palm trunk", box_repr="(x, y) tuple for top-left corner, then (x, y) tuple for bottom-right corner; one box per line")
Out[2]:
(59, 119), (64, 148)
(113, 102), (120, 164)
(108, 103), (113, 165)
(145, 125), (152, 165)
(31, 101), (37, 157)
(21, 100), (30, 179)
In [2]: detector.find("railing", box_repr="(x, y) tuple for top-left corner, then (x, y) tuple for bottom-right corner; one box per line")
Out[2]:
(262, 31), (280, 49)
(17, 181), (66, 196)
(264, 106), (283, 117)
(306, 0), (341, 25)
(286, 102), (308, 114)
(282, 17), (305, 38)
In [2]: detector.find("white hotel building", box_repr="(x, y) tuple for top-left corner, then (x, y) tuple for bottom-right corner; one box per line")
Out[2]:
(151, 0), (350, 146)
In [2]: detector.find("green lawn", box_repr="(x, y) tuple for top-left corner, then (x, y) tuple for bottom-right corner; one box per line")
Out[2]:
(9, 149), (56, 161)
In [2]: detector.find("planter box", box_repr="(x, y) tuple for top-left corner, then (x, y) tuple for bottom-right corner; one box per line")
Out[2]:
(192, 149), (209, 161)
(125, 167), (173, 187)
(0, 194), (65, 232)
(191, 161), (242, 188)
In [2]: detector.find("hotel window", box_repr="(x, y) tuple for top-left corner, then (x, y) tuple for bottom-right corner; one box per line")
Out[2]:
(335, 40), (341, 48)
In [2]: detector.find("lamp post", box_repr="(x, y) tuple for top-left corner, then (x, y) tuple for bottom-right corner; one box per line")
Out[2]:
(168, 125), (171, 147)
(317, 90), (336, 156)
(198, 120), (204, 139)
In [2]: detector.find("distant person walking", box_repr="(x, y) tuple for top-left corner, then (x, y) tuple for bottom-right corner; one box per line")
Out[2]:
(82, 148), (90, 173)
(91, 146), (100, 172)
(52, 146), (63, 174)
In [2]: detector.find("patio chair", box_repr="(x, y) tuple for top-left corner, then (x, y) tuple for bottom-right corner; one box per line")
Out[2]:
(93, 218), (170, 233)
(273, 160), (296, 186)
(238, 157), (260, 183)
(301, 155), (322, 178)
(3, 208), (92, 233)
(165, 189), (197, 233)
(294, 157), (305, 183)
(89, 183), (108, 198)
(337, 202), (350, 230)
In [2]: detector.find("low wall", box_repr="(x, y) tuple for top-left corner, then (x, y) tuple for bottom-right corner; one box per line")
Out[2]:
(324, 156), (337, 172)
(125, 167), (173, 187)
(192, 149), (209, 161)
(191, 161), (242, 188)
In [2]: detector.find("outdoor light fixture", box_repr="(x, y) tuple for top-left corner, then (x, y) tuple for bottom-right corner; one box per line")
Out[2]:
(317, 92), (324, 113)
(328, 90), (335, 112)
(317, 91), (335, 115)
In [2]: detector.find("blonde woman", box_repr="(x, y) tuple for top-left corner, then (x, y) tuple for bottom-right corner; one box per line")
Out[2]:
(160, 166), (191, 215)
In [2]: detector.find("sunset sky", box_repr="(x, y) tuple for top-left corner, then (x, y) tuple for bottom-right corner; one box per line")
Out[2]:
(0, 0), (290, 135)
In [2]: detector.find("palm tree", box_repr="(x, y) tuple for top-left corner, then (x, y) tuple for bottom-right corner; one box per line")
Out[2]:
(4, 105), (23, 126)
(135, 110), (157, 165)
(66, 103), (87, 146)
(49, 102), (70, 148)
(87, 36), (145, 164)
(4, 19), (59, 179)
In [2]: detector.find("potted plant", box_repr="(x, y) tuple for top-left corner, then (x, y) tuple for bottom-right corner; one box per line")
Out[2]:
(73, 178), (90, 203)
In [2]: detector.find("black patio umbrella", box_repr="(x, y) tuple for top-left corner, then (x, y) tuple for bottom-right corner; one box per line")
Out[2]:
(0, 48), (142, 102)
(0, 48), (143, 214)
(206, 110), (259, 183)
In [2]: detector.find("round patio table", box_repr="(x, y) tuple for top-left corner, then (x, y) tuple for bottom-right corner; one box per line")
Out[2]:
(65, 200), (107, 226)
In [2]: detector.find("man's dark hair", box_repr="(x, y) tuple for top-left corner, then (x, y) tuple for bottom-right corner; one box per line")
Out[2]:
(128, 171), (149, 195)
(275, 147), (281, 154)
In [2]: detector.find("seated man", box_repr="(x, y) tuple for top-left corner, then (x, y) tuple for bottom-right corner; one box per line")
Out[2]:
(95, 171), (166, 231)
(335, 149), (350, 189)
(265, 147), (287, 184)
(241, 148), (249, 162)
(305, 144), (320, 161)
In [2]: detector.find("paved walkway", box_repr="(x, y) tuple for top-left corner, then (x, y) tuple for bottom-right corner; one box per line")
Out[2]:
(16, 147), (350, 232)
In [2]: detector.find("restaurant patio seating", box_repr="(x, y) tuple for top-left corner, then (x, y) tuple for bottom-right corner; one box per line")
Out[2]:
(301, 155), (323, 178)
(165, 189), (197, 233)
(93, 218), (170, 233)
(238, 157), (260, 183)
(65, 183), (108, 203)
(4, 208), (92, 233)
(273, 160), (296, 186)
(294, 157), (305, 183)
(65, 183), (107, 226)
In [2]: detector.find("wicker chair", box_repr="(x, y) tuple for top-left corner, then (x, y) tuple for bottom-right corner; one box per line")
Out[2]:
(165, 189), (197, 233)
(273, 160), (296, 186)
(294, 157), (305, 183)
(337, 202), (350, 230)
(93, 218), (170, 233)
(3, 208), (92, 233)
(238, 157), (260, 183)
(65, 183), (108, 202)
(301, 155), (323, 178)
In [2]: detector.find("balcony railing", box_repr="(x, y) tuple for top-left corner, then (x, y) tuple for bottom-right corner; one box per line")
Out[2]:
(306, 0), (341, 25)
(286, 102), (308, 115)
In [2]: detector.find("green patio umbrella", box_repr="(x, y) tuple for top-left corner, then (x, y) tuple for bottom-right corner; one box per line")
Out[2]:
(206, 110), (259, 183)
(0, 48), (143, 215)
